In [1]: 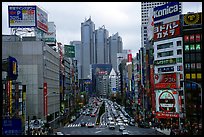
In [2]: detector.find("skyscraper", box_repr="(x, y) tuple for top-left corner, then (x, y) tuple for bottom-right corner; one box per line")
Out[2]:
(141, 2), (168, 48)
(81, 17), (95, 79)
(108, 32), (123, 72)
(95, 25), (109, 64)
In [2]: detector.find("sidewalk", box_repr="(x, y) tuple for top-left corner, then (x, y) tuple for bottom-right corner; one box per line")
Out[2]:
(155, 128), (171, 135)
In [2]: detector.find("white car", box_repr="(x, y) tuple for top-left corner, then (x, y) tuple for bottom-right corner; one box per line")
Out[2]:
(55, 131), (64, 135)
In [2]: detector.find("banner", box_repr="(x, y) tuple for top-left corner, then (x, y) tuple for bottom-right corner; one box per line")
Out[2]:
(43, 82), (48, 117)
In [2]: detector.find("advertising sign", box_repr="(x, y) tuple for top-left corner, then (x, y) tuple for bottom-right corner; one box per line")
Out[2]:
(36, 6), (48, 32)
(43, 82), (48, 117)
(8, 5), (36, 28)
(8, 5), (48, 32)
(44, 22), (56, 43)
(156, 112), (179, 118)
(64, 45), (75, 58)
(8, 56), (18, 80)
(158, 90), (175, 112)
(147, 8), (154, 41)
(154, 20), (180, 41)
(183, 12), (202, 26)
(154, 58), (176, 66)
(2, 118), (22, 135)
(153, 2), (181, 22)
(154, 73), (180, 89)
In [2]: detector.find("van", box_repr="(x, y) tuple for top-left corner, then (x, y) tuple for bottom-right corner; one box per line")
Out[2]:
(109, 121), (115, 130)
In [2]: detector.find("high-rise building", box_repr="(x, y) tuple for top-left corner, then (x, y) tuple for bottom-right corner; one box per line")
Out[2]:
(108, 32), (123, 72)
(81, 17), (95, 79)
(95, 25), (109, 64)
(141, 2), (168, 48)
(70, 41), (82, 79)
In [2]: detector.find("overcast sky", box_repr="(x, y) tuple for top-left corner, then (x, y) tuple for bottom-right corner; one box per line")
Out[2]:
(2, 2), (202, 56)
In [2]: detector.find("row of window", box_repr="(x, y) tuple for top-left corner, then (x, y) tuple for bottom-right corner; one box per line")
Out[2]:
(184, 34), (201, 43)
(185, 73), (202, 79)
(184, 44), (201, 51)
(157, 49), (182, 58)
(157, 41), (181, 50)
(185, 63), (201, 70)
(184, 53), (201, 62)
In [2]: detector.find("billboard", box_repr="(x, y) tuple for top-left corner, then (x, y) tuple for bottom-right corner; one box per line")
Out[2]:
(43, 22), (56, 43)
(2, 118), (22, 135)
(154, 73), (180, 89)
(183, 12), (202, 26)
(153, 2), (181, 22)
(36, 6), (48, 32)
(154, 20), (180, 41)
(8, 5), (48, 32)
(43, 82), (48, 117)
(64, 45), (75, 58)
(8, 5), (36, 28)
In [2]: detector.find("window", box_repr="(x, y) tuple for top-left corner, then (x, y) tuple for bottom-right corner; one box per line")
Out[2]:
(191, 73), (196, 79)
(157, 42), (173, 49)
(157, 51), (173, 57)
(196, 53), (201, 62)
(185, 63), (190, 69)
(196, 63), (201, 69)
(185, 45), (189, 51)
(190, 53), (195, 61)
(177, 49), (182, 55)
(184, 35), (189, 43)
(196, 44), (201, 51)
(177, 57), (182, 63)
(177, 66), (182, 71)
(195, 34), (201, 42)
(191, 63), (196, 69)
(190, 34), (195, 42)
(177, 41), (181, 46)
(197, 73), (202, 79)
(185, 54), (190, 62)
(190, 44), (195, 50)
(186, 74), (190, 79)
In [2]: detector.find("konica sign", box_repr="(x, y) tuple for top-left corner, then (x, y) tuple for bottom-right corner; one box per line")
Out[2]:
(154, 2), (181, 22)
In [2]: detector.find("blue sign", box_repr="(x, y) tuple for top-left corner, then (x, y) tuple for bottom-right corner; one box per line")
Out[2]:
(8, 5), (36, 28)
(153, 2), (181, 22)
(8, 56), (18, 80)
(2, 118), (22, 135)
(112, 88), (117, 91)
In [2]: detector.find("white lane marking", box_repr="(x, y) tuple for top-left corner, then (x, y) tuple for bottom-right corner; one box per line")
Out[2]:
(95, 131), (102, 134)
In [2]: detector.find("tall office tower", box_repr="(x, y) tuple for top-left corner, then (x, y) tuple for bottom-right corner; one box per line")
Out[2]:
(108, 32), (123, 72)
(95, 25), (109, 64)
(141, 2), (168, 48)
(81, 17), (95, 79)
(70, 41), (82, 79)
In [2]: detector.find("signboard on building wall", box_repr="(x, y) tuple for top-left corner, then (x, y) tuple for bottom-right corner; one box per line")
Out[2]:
(64, 45), (75, 58)
(2, 118), (22, 135)
(36, 6), (48, 32)
(153, 2), (181, 22)
(8, 5), (48, 32)
(8, 5), (36, 28)
(43, 82), (48, 117)
(154, 20), (180, 41)
(44, 22), (56, 43)
(154, 73), (180, 89)
(183, 12), (202, 26)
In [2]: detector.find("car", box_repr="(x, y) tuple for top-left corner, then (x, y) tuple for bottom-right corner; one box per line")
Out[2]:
(119, 125), (125, 131)
(109, 122), (115, 130)
(122, 130), (129, 135)
(90, 113), (96, 117)
(81, 122), (86, 127)
(129, 122), (135, 126)
(55, 131), (64, 135)
(138, 121), (150, 128)
(87, 122), (95, 128)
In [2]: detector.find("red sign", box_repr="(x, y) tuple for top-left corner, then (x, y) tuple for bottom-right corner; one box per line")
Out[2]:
(154, 73), (180, 89)
(184, 35), (189, 43)
(195, 34), (201, 42)
(127, 54), (132, 62)
(156, 112), (179, 118)
(159, 91), (175, 112)
(190, 34), (195, 42)
(44, 82), (48, 117)
(154, 20), (180, 41)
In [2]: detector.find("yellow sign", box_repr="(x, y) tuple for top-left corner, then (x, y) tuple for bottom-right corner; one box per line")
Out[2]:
(184, 12), (202, 25)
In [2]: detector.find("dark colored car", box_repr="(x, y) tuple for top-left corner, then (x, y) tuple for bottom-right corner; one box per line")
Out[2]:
(138, 121), (150, 128)
(81, 122), (86, 127)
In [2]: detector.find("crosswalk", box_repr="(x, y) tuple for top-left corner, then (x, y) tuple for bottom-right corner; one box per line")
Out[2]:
(65, 122), (129, 128)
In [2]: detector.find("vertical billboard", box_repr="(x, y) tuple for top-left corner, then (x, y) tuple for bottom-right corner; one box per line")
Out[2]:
(36, 6), (48, 32)
(8, 5), (48, 32)
(64, 45), (75, 58)
(44, 22), (56, 43)
(43, 82), (48, 117)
